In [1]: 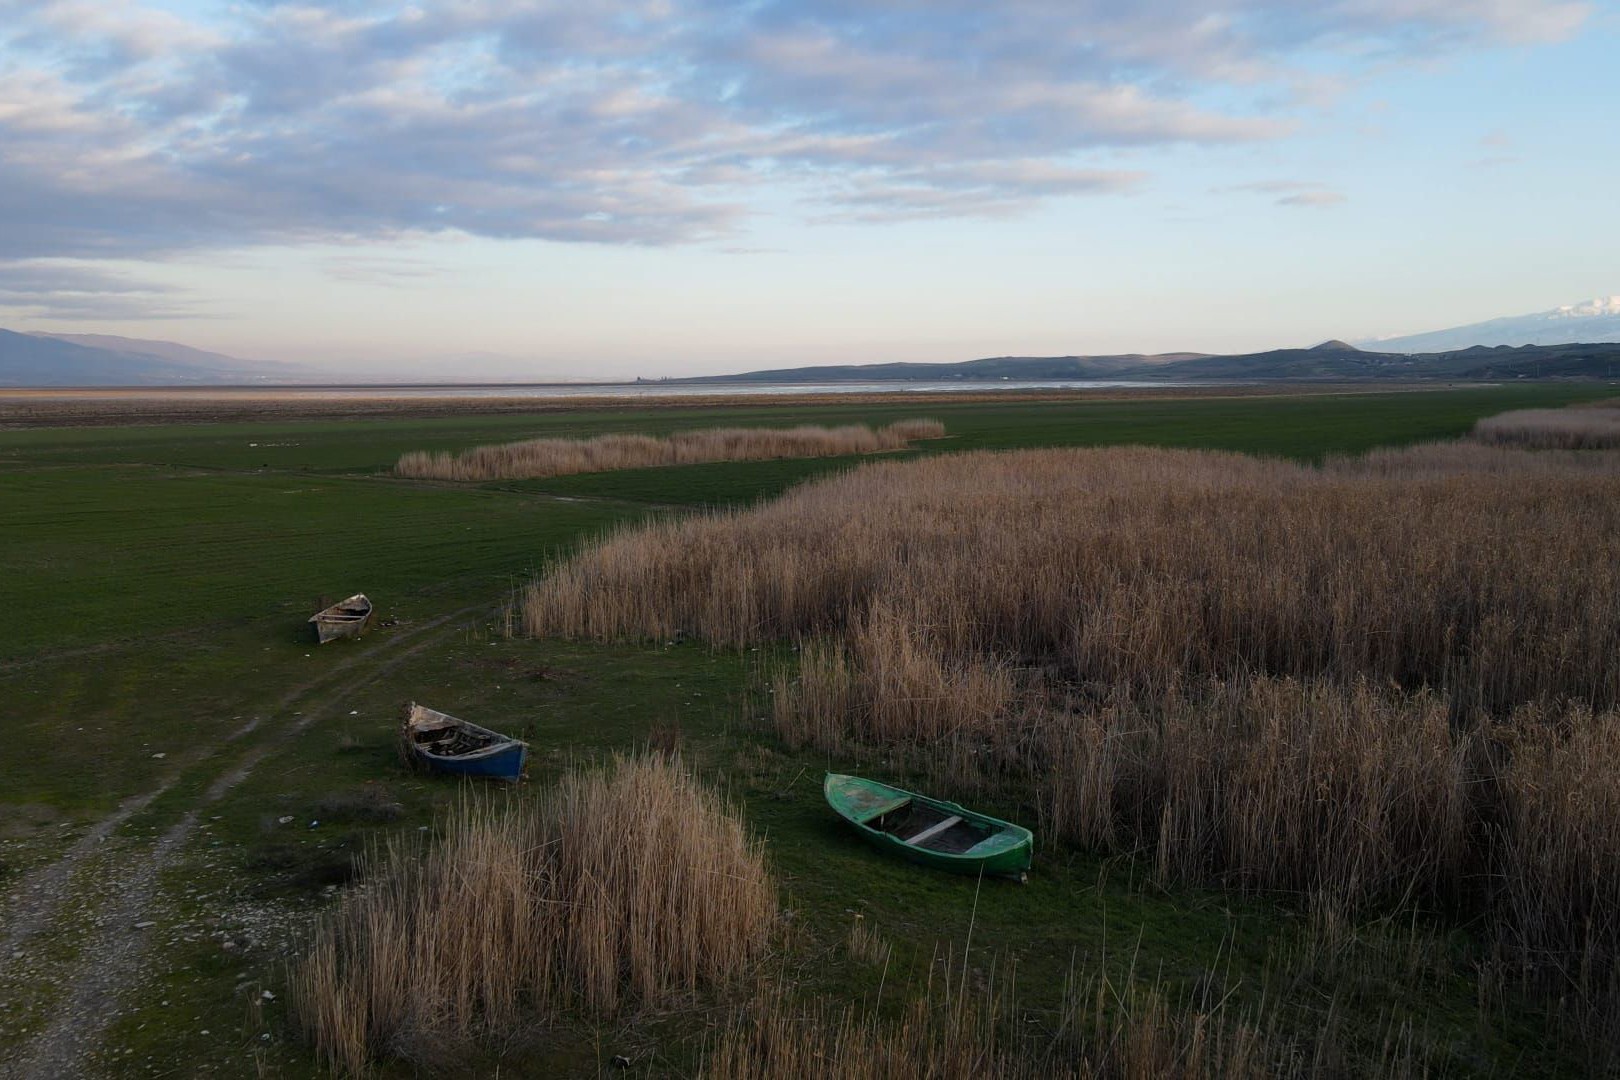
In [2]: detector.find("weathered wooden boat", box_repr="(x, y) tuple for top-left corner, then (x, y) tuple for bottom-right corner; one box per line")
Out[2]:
(309, 593), (374, 644)
(401, 703), (528, 782)
(824, 773), (1033, 879)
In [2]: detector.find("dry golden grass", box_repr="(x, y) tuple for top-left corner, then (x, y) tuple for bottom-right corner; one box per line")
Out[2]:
(1473, 402), (1620, 449)
(1494, 704), (1620, 984)
(522, 441), (1620, 994)
(289, 756), (773, 1074)
(1040, 677), (1474, 908)
(394, 420), (946, 481)
(525, 443), (1620, 710)
(705, 955), (1424, 1080)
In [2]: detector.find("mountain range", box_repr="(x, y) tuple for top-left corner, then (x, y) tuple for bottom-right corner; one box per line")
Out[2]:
(3, 295), (1620, 386)
(0, 329), (303, 386)
(668, 339), (1620, 385)
(1360, 296), (1620, 352)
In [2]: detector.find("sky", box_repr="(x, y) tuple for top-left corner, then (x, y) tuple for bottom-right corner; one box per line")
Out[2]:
(0, 0), (1615, 379)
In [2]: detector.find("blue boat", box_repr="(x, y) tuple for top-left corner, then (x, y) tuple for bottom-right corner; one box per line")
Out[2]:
(402, 703), (528, 782)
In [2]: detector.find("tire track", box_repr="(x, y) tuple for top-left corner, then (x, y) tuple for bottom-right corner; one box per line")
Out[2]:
(0, 608), (464, 967)
(0, 605), (488, 1080)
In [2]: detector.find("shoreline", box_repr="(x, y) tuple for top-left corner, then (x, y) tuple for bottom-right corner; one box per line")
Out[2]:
(0, 382), (1469, 429)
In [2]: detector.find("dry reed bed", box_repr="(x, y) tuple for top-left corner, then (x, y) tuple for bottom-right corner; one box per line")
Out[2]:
(290, 756), (773, 1074)
(395, 419), (946, 481)
(1473, 401), (1620, 449)
(521, 443), (1620, 984)
(524, 443), (1620, 711)
(706, 956), (1429, 1080)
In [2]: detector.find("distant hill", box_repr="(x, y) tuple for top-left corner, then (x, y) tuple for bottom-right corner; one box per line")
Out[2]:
(0, 329), (303, 386)
(1362, 296), (1620, 352)
(1148, 341), (1620, 381)
(671, 340), (1620, 385)
(668, 352), (1208, 385)
(37, 333), (265, 374)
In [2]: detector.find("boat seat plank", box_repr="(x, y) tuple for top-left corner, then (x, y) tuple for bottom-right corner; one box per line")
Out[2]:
(854, 796), (912, 825)
(907, 815), (964, 845)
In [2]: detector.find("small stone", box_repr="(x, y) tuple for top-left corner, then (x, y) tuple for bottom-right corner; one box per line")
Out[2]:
(277, 816), (294, 825)
(133, 921), (156, 930)
(221, 940), (238, 952)
(261, 990), (275, 1001)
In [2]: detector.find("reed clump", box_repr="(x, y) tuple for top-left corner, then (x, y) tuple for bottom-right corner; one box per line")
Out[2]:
(1472, 401), (1620, 449)
(395, 420), (946, 481)
(526, 443), (1620, 711)
(521, 442), (1620, 993)
(289, 756), (774, 1074)
(704, 958), (1423, 1080)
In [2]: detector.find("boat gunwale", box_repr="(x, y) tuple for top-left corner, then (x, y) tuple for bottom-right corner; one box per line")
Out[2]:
(825, 773), (1033, 864)
(309, 593), (374, 624)
(405, 703), (529, 765)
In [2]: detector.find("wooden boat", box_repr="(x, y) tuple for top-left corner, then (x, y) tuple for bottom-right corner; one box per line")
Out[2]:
(401, 703), (528, 782)
(824, 774), (1033, 879)
(309, 594), (373, 643)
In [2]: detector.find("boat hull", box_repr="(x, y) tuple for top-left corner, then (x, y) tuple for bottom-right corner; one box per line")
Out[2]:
(402, 703), (528, 783)
(417, 740), (527, 781)
(824, 773), (1033, 878)
(309, 593), (373, 644)
(312, 617), (369, 644)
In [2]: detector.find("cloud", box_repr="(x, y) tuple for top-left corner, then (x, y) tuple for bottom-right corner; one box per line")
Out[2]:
(0, 0), (1587, 256)
(1223, 180), (1348, 207)
(1275, 190), (1348, 207)
(319, 255), (444, 284)
(0, 260), (199, 319)
(1333, 0), (1590, 45)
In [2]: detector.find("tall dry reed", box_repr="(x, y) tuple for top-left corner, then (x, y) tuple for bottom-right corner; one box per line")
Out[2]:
(526, 443), (1620, 711)
(521, 442), (1620, 994)
(289, 756), (774, 1074)
(1472, 402), (1620, 449)
(395, 419), (946, 481)
(704, 955), (1425, 1080)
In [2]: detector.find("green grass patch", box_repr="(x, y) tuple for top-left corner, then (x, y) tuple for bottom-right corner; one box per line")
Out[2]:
(3, 385), (1613, 1077)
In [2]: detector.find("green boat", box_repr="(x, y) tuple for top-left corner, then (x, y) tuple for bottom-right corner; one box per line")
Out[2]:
(823, 773), (1034, 879)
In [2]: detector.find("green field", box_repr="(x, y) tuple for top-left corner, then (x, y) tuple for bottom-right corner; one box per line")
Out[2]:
(0, 384), (1611, 1077)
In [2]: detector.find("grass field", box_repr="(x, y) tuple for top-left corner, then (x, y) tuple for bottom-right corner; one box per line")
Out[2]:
(0, 383), (1614, 1078)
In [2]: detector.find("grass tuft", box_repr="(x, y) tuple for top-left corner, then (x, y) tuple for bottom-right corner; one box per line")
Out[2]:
(289, 755), (774, 1074)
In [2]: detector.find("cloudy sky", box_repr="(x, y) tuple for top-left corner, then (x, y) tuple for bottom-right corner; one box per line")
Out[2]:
(0, 0), (1613, 378)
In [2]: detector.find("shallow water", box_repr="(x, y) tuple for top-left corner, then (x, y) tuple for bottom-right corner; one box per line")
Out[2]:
(283, 378), (1213, 399)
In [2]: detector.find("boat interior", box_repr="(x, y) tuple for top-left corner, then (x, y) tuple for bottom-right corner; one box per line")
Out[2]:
(412, 722), (500, 757)
(868, 799), (995, 854)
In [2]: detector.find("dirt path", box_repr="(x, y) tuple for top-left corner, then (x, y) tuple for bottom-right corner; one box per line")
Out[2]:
(0, 605), (487, 1080)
